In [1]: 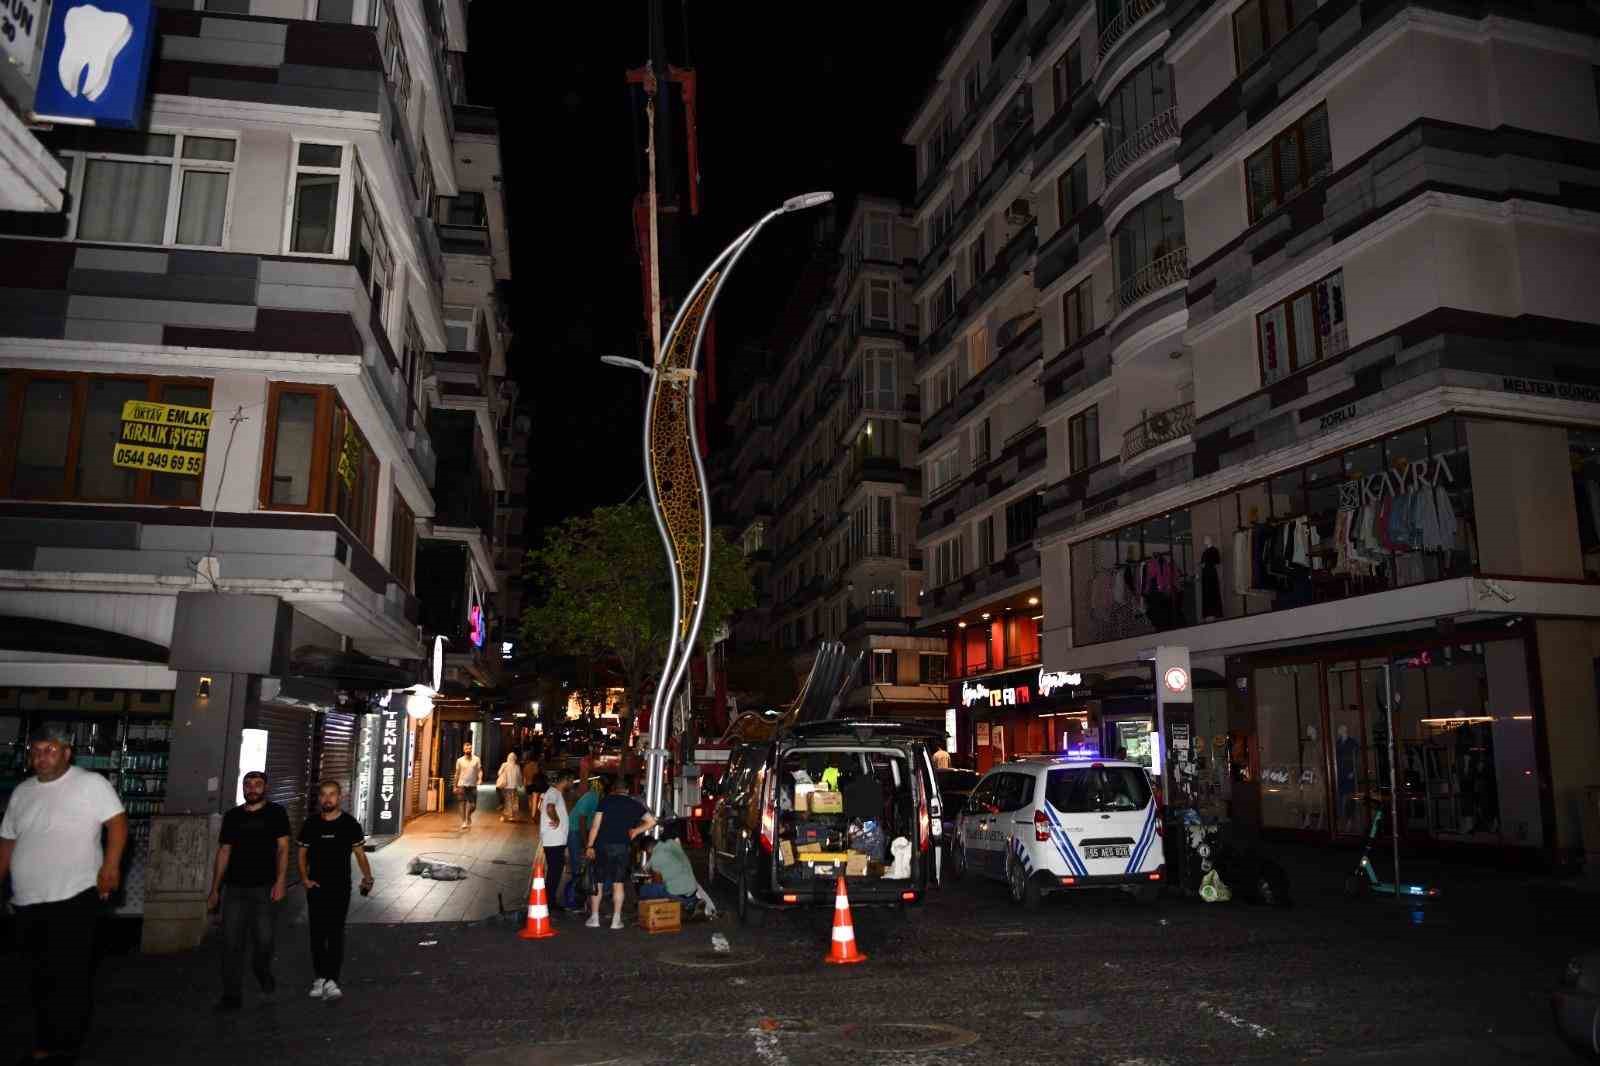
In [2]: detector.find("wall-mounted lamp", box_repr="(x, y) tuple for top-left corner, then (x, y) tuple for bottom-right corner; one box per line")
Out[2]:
(197, 676), (213, 700)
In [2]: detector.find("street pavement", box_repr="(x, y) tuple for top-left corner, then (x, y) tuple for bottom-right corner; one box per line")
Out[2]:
(3, 834), (1595, 1066)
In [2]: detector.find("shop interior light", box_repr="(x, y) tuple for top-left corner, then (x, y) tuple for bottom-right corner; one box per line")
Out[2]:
(957, 621), (968, 628)
(1027, 596), (1039, 606)
(981, 612), (991, 620)
(1419, 716), (1493, 724)
(1511, 715), (1532, 720)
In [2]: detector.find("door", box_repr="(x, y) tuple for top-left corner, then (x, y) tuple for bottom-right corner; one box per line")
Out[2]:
(961, 774), (1000, 879)
(1045, 764), (1156, 877)
(994, 772), (1035, 877)
(1107, 717), (1154, 768)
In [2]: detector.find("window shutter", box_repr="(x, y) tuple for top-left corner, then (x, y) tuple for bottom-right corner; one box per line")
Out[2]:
(1246, 149), (1275, 221)
(1277, 127), (1302, 197)
(1304, 107), (1332, 182)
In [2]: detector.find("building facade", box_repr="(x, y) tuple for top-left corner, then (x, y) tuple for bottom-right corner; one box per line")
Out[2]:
(908, 0), (1600, 867)
(0, 0), (525, 941)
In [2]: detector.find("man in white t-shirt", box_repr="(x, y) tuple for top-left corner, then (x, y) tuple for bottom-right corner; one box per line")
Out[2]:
(0, 725), (127, 1061)
(538, 771), (573, 910)
(454, 740), (483, 830)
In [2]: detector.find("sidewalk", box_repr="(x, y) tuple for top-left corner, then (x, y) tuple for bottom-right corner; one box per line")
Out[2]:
(347, 787), (541, 924)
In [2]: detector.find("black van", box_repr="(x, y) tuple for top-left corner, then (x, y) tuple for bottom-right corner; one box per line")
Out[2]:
(706, 718), (944, 922)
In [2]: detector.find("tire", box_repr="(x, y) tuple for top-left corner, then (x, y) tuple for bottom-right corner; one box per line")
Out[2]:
(706, 846), (718, 886)
(1008, 855), (1042, 910)
(736, 856), (766, 927)
(949, 838), (967, 881)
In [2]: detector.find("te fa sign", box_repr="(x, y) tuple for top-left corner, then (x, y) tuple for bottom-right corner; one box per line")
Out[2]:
(962, 680), (1031, 708)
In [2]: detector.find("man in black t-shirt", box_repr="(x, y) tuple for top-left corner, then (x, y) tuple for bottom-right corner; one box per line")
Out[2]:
(584, 776), (655, 930)
(296, 780), (372, 1004)
(209, 770), (290, 1010)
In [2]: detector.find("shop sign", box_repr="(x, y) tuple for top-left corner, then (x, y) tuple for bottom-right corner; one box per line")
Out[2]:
(337, 421), (360, 489)
(1037, 670), (1082, 697)
(960, 665), (1087, 708)
(111, 399), (210, 476)
(1337, 455), (1452, 511)
(31, 0), (157, 129)
(961, 679), (1031, 708)
(1, 0), (45, 81)
(975, 722), (991, 746)
(1311, 398), (1376, 434)
(368, 706), (404, 830)
(1500, 375), (1600, 405)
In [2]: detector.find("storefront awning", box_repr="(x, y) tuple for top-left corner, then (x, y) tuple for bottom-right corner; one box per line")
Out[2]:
(286, 645), (414, 692)
(0, 615), (168, 664)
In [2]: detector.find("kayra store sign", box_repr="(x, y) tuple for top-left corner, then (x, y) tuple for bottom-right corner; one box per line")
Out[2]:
(31, 0), (156, 129)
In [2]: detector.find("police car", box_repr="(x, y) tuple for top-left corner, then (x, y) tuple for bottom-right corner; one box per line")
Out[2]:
(949, 756), (1164, 908)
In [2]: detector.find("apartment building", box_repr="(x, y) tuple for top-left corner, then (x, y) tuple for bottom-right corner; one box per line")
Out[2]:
(0, 0), (510, 941)
(717, 197), (950, 719)
(912, 0), (1600, 866)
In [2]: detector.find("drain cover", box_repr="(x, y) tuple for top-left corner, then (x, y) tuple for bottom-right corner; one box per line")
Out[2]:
(658, 948), (764, 969)
(818, 1022), (979, 1052)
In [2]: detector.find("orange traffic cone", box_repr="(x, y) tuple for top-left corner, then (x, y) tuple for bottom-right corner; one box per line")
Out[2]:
(517, 854), (557, 940)
(824, 875), (866, 965)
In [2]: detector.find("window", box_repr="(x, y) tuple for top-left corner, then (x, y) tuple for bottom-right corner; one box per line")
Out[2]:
(1068, 405), (1100, 473)
(970, 232), (988, 280)
(402, 311), (426, 419)
(389, 489), (416, 590)
(1257, 269), (1347, 384)
(920, 653), (948, 684)
(416, 140), (436, 213)
(1052, 40), (1084, 113)
(990, 0), (1027, 58)
(1047, 766), (1151, 813)
(316, 0), (358, 21)
(1062, 277), (1094, 348)
(859, 418), (897, 460)
(978, 515), (996, 566)
(1103, 57), (1173, 162)
(352, 163), (393, 324)
(1055, 157), (1088, 226)
(871, 649), (898, 684)
(932, 274), (957, 325)
(57, 130), (235, 248)
(265, 385), (326, 508)
(963, 66), (982, 115)
(867, 279), (894, 329)
(1246, 104), (1331, 223)
(376, 0), (411, 117)
(442, 190), (487, 227)
(967, 327), (991, 378)
(444, 305), (476, 352)
(993, 86), (1031, 151)
(1, 373), (212, 504)
(260, 385), (381, 549)
(1006, 495), (1041, 548)
(992, 772), (1033, 813)
(971, 418), (991, 466)
(1112, 189), (1184, 293)
(866, 212), (893, 260)
(935, 536), (965, 586)
(863, 349), (897, 412)
(289, 142), (345, 254)
(930, 110), (955, 170)
(1234, 0), (1318, 72)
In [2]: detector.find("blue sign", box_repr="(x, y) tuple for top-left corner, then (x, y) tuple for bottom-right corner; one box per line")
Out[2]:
(32, 1), (156, 129)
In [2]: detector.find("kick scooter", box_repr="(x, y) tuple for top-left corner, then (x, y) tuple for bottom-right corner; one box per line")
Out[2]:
(1344, 802), (1440, 900)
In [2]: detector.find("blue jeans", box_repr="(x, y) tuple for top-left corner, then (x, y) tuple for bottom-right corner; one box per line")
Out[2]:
(561, 840), (584, 909)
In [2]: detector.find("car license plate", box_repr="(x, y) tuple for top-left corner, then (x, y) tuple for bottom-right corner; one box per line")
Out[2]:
(1084, 845), (1130, 860)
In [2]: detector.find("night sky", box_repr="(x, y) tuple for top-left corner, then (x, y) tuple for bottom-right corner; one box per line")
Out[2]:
(467, 2), (968, 537)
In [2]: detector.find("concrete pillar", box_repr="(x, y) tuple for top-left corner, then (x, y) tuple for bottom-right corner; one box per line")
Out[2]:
(142, 671), (253, 954)
(1534, 620), (1600, 866)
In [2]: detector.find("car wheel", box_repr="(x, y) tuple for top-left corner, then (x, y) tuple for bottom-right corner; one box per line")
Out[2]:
(1008, 855), (1041, 910)
(736, 856), (765, 927)
(949, 838), (967, 881)
(706, 846), (718, 886)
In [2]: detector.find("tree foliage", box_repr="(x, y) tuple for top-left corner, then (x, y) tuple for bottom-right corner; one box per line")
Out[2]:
(520, 502), (754, 740)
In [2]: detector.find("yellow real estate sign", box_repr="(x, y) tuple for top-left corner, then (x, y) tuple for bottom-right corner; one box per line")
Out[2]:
(111, 400), (213, 477)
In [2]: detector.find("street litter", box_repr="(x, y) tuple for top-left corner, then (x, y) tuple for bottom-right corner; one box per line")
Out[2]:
(417, 939), (438, 947)
(712, 933), (731, 953)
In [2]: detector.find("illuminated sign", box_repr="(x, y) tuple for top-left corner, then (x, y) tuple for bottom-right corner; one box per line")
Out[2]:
(1163, 666), (1190, 695)
(961, 680), (1031, 708)
(235, 728), (267, 806)
(112, 399), (210, 476)
(469, 604), (485, 648)
(32, 0), (157, 129)
(367, 705), (404, 830)
(1037, 670), (1082, 697)
(960, 665), (1091, 707)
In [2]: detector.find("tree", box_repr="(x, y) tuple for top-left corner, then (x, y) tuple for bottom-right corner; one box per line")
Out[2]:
(725, 640), (799, 712)
(521, 502), (754, 763)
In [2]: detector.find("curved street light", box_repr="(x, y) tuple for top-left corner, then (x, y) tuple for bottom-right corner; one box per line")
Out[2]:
(604, 191), (833, 817)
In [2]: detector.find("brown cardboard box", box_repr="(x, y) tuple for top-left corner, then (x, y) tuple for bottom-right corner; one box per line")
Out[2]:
(793, 785), (814, 812)
(779, 841), (795, 865)
(639, 898), (681, 934)
(846, 853), (869, 876)
(809, 790), (843, 814)
(797, 842), (824, 855)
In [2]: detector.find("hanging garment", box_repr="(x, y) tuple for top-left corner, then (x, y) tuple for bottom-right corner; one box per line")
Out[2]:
(1201, 544), (1223, 618)
(1233, 529), (1252, 595)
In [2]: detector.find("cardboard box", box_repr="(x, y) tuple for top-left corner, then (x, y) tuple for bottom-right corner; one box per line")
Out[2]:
(793, 784), (814, 812)
(797, 842), (824, 855)
(809, 790), (843, 814)
(779, 841), (795, 865)
(638, 898), (681, 934)
(846, 853), (869, 876)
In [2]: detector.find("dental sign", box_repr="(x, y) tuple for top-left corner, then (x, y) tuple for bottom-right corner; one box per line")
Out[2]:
(32, 0), (155, 128)
(962, 667), (1084, 708)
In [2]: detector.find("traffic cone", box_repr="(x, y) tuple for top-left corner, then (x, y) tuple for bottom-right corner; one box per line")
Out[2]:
(517, 854), (557, 940)
(824, 875), (867, 965)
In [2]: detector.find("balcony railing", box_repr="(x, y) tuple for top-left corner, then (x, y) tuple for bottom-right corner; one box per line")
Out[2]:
(848, 531), (902, 561)
(1104, 106), (1179, 184)
(1099, 0), (1162, 58)
(1121, 400), (1195, 463)
(1115, 246), (1188, 314)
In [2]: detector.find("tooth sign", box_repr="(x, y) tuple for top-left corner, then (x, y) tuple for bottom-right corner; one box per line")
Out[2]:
(58, 5), (134, 102)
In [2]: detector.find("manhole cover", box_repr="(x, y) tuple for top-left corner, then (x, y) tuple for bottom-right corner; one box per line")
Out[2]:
(479, 1041), (631, 1066)
(818, 1022), (979, 1052)
(658, 948), (764, 969)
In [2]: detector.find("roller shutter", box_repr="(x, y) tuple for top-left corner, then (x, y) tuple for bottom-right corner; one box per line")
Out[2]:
(316, 711), (360, 814)
(251, 703), (314, 842)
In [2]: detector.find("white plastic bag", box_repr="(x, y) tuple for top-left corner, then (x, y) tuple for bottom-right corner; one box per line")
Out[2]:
(889, 836), (912, 879)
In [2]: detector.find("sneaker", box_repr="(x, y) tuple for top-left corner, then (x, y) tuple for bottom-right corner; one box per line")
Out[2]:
(610, 913), (624, 931)
(213, 996), (242, 1012)
(308, 979), (326, 999)
(585, 913), (600, 928)
(322, 981), (343, 1003)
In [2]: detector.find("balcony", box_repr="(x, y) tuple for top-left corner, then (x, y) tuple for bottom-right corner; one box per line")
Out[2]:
(414, 215), (446, 303)
(846, 604), (911, 632)
(1098, 0), (1162, 59)
(1103, 106), (1179, 185)
(1121, 400), (1194, 464)
(1114, 246), (1188, 316)
(438, 223), (491, 257)
(847, 531), (903, 564)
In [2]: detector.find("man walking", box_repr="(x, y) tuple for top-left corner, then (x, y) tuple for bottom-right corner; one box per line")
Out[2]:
(537, 771), (572, 909)
(0, 725), (127, 1062)
(208, 769), (290, 1010)
(454, 740), (483, 830)
(562, 776), (599, 911)
(297, 780), (372, 1004)
(584, 776), (654, 930)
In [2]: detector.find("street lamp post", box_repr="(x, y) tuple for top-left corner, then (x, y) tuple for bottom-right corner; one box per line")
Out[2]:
(605, 191), (834, 819)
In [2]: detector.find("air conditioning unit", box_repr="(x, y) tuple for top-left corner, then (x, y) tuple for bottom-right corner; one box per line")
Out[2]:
(1006, 198), (1032, 224)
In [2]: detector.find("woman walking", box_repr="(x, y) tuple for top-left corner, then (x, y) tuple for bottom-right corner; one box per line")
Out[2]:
(495, 751), (521, 822)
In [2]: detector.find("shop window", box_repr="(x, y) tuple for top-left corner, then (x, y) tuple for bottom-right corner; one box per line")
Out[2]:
(1234, 0), (1318, 73)
(1257, 268), (1346, 384)
(1, 373), (212, 505)
(1246, 104), (1331, 224)
(1574, 428), (1600, 579)
(1255, 663), (1325, 831)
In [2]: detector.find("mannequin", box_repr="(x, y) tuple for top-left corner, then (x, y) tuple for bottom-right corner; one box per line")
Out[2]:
(1335, 721), (1359, 830)
(1200, 534), (1222, 619)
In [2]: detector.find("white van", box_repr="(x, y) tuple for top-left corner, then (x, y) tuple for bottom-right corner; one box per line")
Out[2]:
(950, 756), (1164, 908)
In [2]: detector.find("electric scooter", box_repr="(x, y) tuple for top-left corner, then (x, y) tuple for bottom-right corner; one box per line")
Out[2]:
(1344, 802), (1441, 900)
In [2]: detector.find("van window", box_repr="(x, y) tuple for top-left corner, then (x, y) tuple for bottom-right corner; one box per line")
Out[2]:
(969, 774), (999, 812)
(1046, 766), (1151, 813)
(992, 772), (1033, 813)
